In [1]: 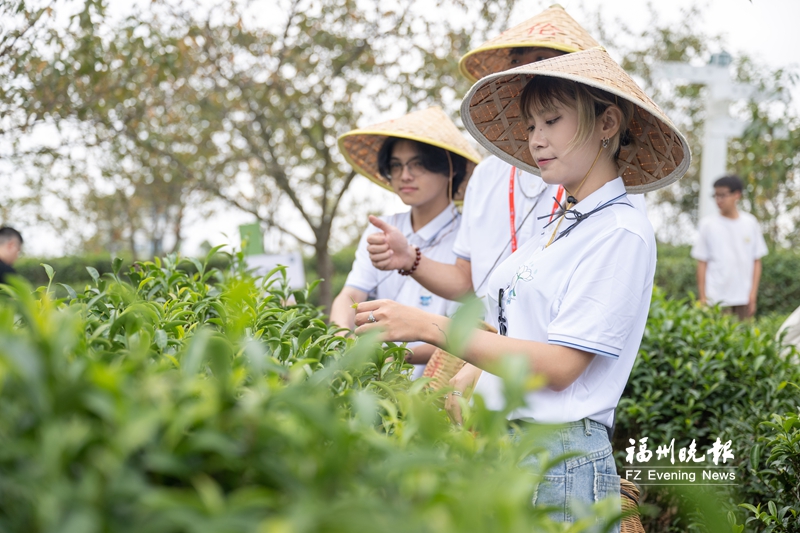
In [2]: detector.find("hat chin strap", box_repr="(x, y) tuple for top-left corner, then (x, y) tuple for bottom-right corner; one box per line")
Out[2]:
(545, 140), (606, 248)
(446, 151), (454, 200)
(563, 140), (606, 205)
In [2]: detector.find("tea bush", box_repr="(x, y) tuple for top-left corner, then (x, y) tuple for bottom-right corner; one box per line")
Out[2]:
(17, 243), (800, 315)
(0, 252), (617, 533)
(615, 289), (800, 533)
(741, 407), (800, 533)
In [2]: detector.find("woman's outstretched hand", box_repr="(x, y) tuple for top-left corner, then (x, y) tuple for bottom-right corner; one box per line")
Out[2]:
(445, 364), (482, 425)
(366, 216), (416, 271)
(354, 299), (448, 346)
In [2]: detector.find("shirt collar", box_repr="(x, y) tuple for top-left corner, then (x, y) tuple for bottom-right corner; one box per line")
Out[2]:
(408, 202), (460, 241)
(570, 177), (628, 213)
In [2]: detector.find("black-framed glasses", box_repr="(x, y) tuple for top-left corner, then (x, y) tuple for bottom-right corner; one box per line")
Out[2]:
(498, 288), (508, 336)
(712, 192), (733, 199)
(386, 159), (426, 180)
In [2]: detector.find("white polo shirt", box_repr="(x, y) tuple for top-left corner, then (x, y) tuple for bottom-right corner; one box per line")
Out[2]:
(690, 212), (768, 307)
(474, 178), (656, 427)
(345, 204), (462, 377)
(453, 155), (649, 299)
(453, 155), (558, 298)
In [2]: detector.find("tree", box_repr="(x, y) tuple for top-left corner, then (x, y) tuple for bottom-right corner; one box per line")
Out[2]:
(729, 57), (800, 247)
(13, 0), (518, 308)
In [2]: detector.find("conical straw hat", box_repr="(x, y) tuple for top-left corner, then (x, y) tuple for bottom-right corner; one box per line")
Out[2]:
(460, 48), (691, 193)
(459, 4), (600, 83)
(338, 107), (482, 198)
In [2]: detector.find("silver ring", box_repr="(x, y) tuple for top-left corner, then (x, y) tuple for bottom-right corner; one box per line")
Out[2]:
(451, 390), (463, 397)
(368, 310), (376, 323)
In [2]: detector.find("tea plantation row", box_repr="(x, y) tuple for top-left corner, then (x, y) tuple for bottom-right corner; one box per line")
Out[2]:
(0, 252), (619, 533)
(1, 252), (798, 532)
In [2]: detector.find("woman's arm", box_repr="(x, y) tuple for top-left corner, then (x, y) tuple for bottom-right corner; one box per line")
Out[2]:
(329, 286), (368, 333)
(354, 299), (594, 391)
(366, 216), (474, 300)
(407, 342), (437, 365)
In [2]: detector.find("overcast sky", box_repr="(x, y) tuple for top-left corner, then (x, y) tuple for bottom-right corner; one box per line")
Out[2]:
(14, 0), (800, 256)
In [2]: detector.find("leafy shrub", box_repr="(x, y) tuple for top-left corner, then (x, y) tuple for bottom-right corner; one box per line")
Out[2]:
(0, 252), (616, 533)
(741, 408), (800, 532)
(14, 254), (231, 287)
(616, 289), (800, 532)
(758, 251), (800, 318)
(654, 244), (697, 303)
(304, 245), (357, 307)
(15, 242), (800, 316)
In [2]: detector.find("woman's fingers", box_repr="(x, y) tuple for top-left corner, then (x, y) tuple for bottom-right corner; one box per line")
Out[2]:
(445, 395), (463, 425)
(353, 322), (383, 337)
(366, 245), (391, 257)
(367, 238), (396, 270)
(354, 310), (378, 327)
(368, 249), (393, 264)
(354, 299), (386, 313)
(365, 232), (387, 245)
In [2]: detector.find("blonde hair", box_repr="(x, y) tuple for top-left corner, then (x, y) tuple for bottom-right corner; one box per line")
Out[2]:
(520, 76), (634, 160)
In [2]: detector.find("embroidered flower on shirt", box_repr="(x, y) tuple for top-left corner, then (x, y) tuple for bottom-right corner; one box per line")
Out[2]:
(505, 264), (536, 305)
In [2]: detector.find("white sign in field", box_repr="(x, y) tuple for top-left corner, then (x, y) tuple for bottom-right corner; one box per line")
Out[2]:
(245, 253), (306, 290)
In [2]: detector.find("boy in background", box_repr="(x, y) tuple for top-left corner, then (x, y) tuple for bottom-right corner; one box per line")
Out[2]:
(692, 175), (768, 320)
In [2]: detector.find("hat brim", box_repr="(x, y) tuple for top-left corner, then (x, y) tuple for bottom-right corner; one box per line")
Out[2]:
(338, 130), (481, 194)
(461, 49), (691, 194)
(459, 43), (582, 84)
(458, 4), (601, 83)
(338, 107), (483, 202)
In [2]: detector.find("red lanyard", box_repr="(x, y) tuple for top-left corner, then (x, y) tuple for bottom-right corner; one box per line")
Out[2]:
(508, 166), (519, 252)
(509, 168), (566, 252)
(550, 185), (565, 222)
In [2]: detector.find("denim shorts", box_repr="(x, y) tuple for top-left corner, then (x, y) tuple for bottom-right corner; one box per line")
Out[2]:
(517, 418), (620, 531)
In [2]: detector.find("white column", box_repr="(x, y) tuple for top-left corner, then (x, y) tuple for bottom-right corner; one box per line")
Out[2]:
(699, 97), (732, 221)
(653, 53), (754, 221)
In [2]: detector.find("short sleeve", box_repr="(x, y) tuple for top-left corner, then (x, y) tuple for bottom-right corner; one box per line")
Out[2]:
(452, 165), (483, 262)
(548, 229), (654, 358)
(690, 220), (710, 261)
(343, 222), (383, 293)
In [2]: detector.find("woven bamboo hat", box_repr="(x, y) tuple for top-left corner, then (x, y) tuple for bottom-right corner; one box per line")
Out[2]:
(459, 4), (600, 84)
(461, 48), (691, 193)
(338, 107), (482, 200)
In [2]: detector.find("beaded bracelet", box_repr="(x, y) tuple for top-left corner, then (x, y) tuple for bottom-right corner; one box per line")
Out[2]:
(398, 245), (421, 276)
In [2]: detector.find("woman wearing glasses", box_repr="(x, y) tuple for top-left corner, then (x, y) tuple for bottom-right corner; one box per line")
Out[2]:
(330, 107), (481, 377)
(354, 49), (690, 525)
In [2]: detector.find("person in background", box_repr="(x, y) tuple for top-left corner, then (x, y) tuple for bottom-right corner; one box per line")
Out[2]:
(0, 227), (23, 285)
(691, 174), (768, 320)
(330, 107), (481, 378)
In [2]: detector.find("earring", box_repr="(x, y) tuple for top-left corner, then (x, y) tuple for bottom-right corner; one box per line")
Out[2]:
(601, 137), (609, 148)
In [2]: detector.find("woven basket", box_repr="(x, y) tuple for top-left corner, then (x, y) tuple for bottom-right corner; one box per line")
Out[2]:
(460, 47), (691, 194)
(422, 321), (497, 391)
(459, 4), (600, 83)
(338, 107), (482, 200)
(620, 479), (645, 533)
(422, 348), (469, 391)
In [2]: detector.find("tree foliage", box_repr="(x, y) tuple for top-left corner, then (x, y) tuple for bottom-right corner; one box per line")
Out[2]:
(6, 0), (518, 309)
